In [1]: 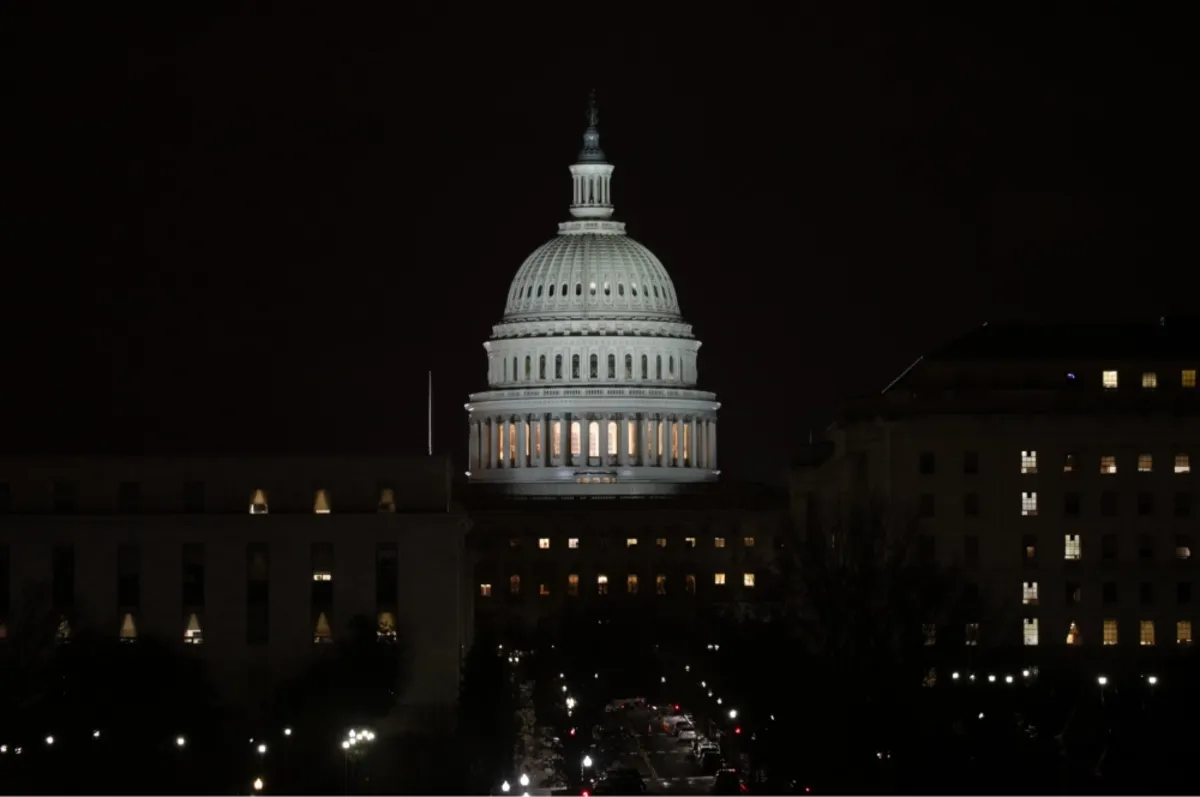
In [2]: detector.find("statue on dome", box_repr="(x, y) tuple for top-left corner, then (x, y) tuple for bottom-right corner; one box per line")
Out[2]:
(587, 90), (599, 127)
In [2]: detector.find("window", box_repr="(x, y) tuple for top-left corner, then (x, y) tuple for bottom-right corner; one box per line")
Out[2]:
(597, 574), (609, 595)
(1022, 581), (1038, 605)
(1066, 582), (1082, 604)
(964, 535), (979, 566)
(1142, 371), (1158, 388)
(119, 612), (138, 642)
(570, 421), (581, 457)
(1021, 450), (1037, 474)
(607, 421), (618, 456)
(313, 488), (331, 514)
(627, 422), (636, 457)
(1102, 370), (1118, 389)
(626, 537), (638, 548)
(655, 537), (667, 548)
(656, 575), (666, 595)
(1023, 534), (1037, 562)
(525, 356), (532, 381)
(589, 354), (598, 380)
(1185, 369), (1197, 388)
(555, 354), (563, 379)
(607, 354), (616, 380)
(539, 583), (550, 597)
(641, 354), (648, 380)
(922, 624), (936, 646)
(1177, 620), (1193, 645)
(571, 354), (580, 379)
(963, 451), (979, 475)
(551, 421), (562, 458)
(1065, 622), (1081, 646)
(1138, 454), (1153, 473)
(1176, 536), (1192, 560)
(965, 623), (979, 646)
(1176, 454), (1191, 473)
(1023, 618), (1039, 646)
(1102, 534), (1117, 561)
(539, 355), (546, 380)
(1100, 455), (1117, 474)
(377, 611), (397, 641)
(508, 575), (520, 595)
(684, 574), (696, 594)
(183, 612), (203, 645)
(743, 536), (755, 547)
(919, 494), (935, 517)
(1101, 490), (1118, 516)
(919, 452), (935, 474)
(1140, 620), (1156, 646)
(567, 574), (579, 596)
(182, 544), (205, 607)
(117, 544), (140, 608)
(1139, 534), (1155, 560)
(378, 486), (396, 513)
(1103, 619), (1118, 645)
(1140, 582), (1154, 604)
(627, 575), (638, 594)
(1177, 582), (1191, 605)
(684, 537), (696, 548)
(964, 493), (980, 516)
(508, 538), (521, 548)
(587, 421), (599, 458)
(311, 543), (333, 588)
(249, 488), (269, 514)
(311, 611), (332, 644)
(714, 573), (726, 585)
(656, 356), (662, 380)
(1021, 492), (1038, 516)
(1064, 534), (1081, 560)
(1063, 453), (1077, 472)
(1064, 492), (1080, 516)
(479, 583), (492, 597)
(1139, 492), (1154, 516)
(714, 537), (726, 549)
(538, 538), (550, 549)
(743, 573), (755, 588)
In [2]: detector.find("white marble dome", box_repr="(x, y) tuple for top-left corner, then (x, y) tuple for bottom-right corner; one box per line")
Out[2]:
(503, 222), (682, 323)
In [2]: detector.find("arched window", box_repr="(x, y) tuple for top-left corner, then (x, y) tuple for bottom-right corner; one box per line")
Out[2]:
(575, 283), (582, 296)
(607, 421), (618, 455)
(588, 421), (600, 458)
(539, 355), (546, 380)
(632, 283), (639, 297)
(378, 487), (396, 513)
(625, 354), (633, 380)
(524, 356), (531, 381)
(618, 283), (625, 297)
(641, 354), (648, 380)
(249, 488), (268, 515)
(555, 354), (563, 379)
(313, 488), (331, 514)
(549, 283), (556, 297)
(669, 356), (675, 380)
(503, 358), (508, 382)
(589, 354), (598, 380)
(570, 421), (582, 456)
(603, 282), (610, 296)
(607, 354), (616, 380)
(512, 357), (517, 382)
(656, 355), (663, 380)
(561, 283), (568, 297)
(572, 354), (580, 380)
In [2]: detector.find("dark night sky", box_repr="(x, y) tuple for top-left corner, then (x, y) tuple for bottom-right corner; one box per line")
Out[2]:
(1, 5), (1188, 482)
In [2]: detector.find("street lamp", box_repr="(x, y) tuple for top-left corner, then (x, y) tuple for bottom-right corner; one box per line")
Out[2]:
(519, 773), (530, 788)
(283, 727), (292, 737)
(728, 709), (738, 720)
(253, 778), (264, 792)
(1097, 675), (1109, 707)
(1148, 675), (1159, 686)
(176, 736), (186, 748)
(257, 743), (268, 755)
(44, 736), (54, 746)
(501, 780), (511, 793)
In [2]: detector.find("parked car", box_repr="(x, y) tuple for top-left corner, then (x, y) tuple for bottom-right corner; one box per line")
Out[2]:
(676, 723), (698, 741)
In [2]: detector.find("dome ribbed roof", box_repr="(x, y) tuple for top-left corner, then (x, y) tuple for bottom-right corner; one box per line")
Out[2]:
(502, 226), (682, 322)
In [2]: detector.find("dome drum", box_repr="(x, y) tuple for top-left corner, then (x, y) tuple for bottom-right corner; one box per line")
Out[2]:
(484, 337), (700, 389)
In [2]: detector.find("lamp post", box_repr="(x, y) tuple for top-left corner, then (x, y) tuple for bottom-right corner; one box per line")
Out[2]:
(1097, 675), (1108, 707)
(582, 754), (593, 785)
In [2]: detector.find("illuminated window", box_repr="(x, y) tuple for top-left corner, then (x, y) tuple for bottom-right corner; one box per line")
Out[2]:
(626, 537), (638, 548)
(509, 575), (520, 595)
(597, 574), (609, 595)
(684, 574), (696, 594)
(567, 574), (579, 596)
(183, 612), (203, 645)
(1022, 581), (1038, 605)
(1138, 454), (1153, 473)
(249, 488), (269, 515)
(1021, 492), (1038, 516)
(589, 281), (596, 296)
(55, 616), (71, 642)
(714, 573), (726, 585)
(1100, 455), (1117, 474)
(552, 421), (562, 458)
(479, 583), (492, 597)
(570, 421), (582, 457)
(627, 575), (638, 594)
(571, 354), (580, 379)
(627, 422), (636, 456)
(587, 421), (600, 457)
(1142, 371), (1158, 388)
(1102, 370), (1118, 389)
(568, 538), (580, 549)
(684, 537), (696, 548)
(538, 538), (550, 549)
(1063, 453), (1077, 472)
(1065, 621), (1081, 646)
(655, 537), (666, 548)
(965, 623), (979, 646)
(1177, 620), (1193, 645)
(743, 536), (755, 547)
(714, 537), (727, 548)
(1020, 450), (1037, 474)
(539, 583), (550, 597)
(607, 421), (618, 456)
(1140, 620), (1156, 646)
(377, 611), (397, 641)
(671, 423), (679, 460)
(313, 612), (332, 644)
(1184, 369), (1197, 388)
(119, 612), (138, 643)
(1064, 535), (1081, 560)
(377, 487), (396, 513)
(1103, 619), (1118, 645)
(1177, 536), (1192, 560)
(1175, 454), (1191, 473)
(743, 573), (755, 588)
(1023, 618), (1039, 646)
(922, 624), (936, 646)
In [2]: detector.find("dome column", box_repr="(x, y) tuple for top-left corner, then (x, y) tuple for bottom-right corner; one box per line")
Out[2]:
(539, 413), (550, 467)
(689, 417), (699, 467)
(674, 417), (685, 468)
(657, 415), (669, 468)
(468, 420), (480, 471)
(710, 419), (719, 470)
(515, 417), (527, 468)
(643, 416), (654, 466)
(618, 415), (630, 467)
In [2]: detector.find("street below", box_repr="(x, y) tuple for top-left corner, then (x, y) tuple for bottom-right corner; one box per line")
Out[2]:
(592, 705), (713, 795)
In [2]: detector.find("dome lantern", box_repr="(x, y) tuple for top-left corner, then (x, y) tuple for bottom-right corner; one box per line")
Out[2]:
(569, 90), (615, 220)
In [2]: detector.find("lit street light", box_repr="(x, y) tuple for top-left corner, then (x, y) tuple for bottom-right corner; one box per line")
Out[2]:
(519, 773), (530, 788)
(176, 736), (186, 748)
(501, 780), (511, 793)
(257, 743), (268, 755)
(44, 736), (54, 746)
(1148, 675), (1159, 686)
(728, 709), (738, 720)
(283, 727), (292, 737)
(253, 777), (264, 791)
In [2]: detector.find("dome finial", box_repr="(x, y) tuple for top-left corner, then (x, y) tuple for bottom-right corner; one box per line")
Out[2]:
(578, 89), (606, 163)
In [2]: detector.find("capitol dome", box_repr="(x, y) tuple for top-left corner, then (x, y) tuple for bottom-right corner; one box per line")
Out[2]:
(465, 93), (720, 497)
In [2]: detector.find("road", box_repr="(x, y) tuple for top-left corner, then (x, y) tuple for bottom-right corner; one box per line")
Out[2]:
(597, 706), (714, 795)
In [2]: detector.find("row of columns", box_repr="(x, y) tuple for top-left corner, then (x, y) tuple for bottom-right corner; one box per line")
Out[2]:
(468, 412), (717, 472)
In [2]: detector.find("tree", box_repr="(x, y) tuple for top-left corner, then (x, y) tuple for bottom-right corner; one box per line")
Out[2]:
(454, 626), (516, 795)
